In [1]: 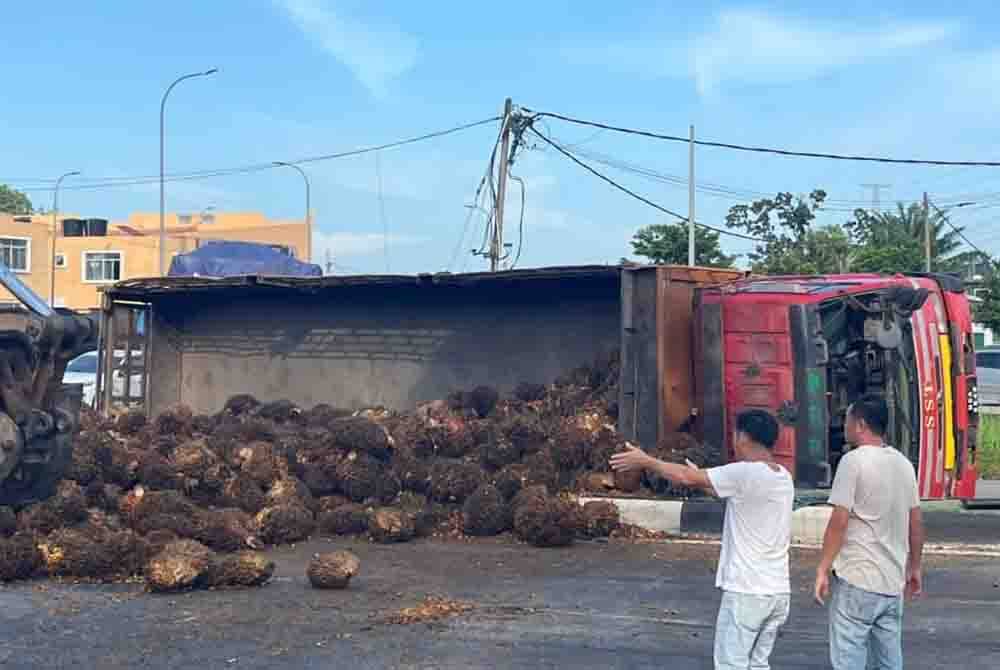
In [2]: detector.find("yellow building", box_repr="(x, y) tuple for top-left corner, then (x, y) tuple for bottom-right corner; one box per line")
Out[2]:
(0, 211), (309, 310)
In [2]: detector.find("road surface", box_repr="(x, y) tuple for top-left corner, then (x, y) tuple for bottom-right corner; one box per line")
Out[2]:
(0, 537), (997, 669)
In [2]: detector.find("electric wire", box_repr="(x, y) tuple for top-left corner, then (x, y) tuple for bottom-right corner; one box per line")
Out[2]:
(926, 198), (992, 260)
(523, 109), (1000, 167)
(7, 117), (502, 193)
(529, 127), (763, 242)
(509, 173), (526, 269)
(447, 121), (507, 272)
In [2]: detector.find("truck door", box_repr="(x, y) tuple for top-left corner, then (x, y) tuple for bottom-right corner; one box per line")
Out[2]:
(720, 299), (799, 479)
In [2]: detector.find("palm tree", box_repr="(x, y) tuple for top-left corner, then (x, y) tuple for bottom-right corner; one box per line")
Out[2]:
(872, 202), (963, 262)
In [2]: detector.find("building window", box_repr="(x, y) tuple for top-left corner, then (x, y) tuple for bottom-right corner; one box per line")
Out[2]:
(83, 252), (122, 283)
(0, 238), (30, 272)
(55, 253), (67, 269)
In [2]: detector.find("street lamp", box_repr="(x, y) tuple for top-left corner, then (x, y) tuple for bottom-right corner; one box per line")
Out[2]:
(50, 170), (81, 304)
(160, 68), (218, 275)
(272, 161), (312, 261)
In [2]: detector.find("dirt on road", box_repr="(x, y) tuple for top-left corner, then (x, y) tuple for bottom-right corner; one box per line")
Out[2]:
(0, 537), (997, 669)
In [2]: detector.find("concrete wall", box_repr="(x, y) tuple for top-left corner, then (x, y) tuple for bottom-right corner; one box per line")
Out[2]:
(146, 277), (621, 415)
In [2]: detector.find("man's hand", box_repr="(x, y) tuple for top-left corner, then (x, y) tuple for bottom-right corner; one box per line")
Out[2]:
(905, 566), (923, 599)
(610, 444), (650, 473)
(814, 568), (831, 606)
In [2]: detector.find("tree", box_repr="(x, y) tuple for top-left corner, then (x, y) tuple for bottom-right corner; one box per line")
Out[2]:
(793, 225), (855, 274)
(846, 202), (962, 273)
(976, 261), (1000, 335)
(0, 185), (32, 215)
(724, 190), (831, 274)
(630, 222), (736, 268)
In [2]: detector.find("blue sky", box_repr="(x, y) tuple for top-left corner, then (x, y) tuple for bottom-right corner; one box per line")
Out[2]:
(3, 1), (1000, 274)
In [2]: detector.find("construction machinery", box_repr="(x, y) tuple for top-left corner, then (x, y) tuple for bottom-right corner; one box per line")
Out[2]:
(0, 264), (98, 505)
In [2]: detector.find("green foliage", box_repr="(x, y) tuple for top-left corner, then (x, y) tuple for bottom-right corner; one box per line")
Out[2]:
(0, 184), (32, 215)
(630, 222), (736, 268)
(724, 190), (830, 274)
(845, 203), (962, 273)
(720, 192), (968, 276)
(978, 414), (1000, 479)
(976, 261), (1000, 336)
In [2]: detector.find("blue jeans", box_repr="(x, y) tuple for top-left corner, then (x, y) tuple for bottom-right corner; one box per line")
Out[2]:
(714, 591), (790, 670)
(830, 574), (904, 670)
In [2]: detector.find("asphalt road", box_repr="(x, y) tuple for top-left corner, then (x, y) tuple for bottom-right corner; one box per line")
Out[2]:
(1, 537), (997, 670)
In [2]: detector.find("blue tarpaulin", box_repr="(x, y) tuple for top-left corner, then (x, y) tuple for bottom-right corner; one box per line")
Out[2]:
(167, 241), (323, 278)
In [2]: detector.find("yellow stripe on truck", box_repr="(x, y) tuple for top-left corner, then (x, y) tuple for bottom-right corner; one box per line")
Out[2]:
(940, 334), (956, 470)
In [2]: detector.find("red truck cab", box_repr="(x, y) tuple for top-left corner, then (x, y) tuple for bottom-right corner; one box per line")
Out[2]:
(695, 273), (979, 501)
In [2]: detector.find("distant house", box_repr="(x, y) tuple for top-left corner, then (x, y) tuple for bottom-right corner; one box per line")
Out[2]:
(0, 211), (309, 310)
(969, 295), (996, 348)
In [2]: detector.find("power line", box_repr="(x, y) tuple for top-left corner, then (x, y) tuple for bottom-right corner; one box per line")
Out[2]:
(558, 144), (900, 210)
(524, 109), (1000, 167)
(6, 117), (502, 193)
(529, 128), (762, 242)
(927, 197), (993, 260)
(448, 123), (506, 272)
(509, 173), (526, 269)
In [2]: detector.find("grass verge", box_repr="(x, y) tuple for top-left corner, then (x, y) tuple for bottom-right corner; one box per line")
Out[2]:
(978, 413), (1000, 479)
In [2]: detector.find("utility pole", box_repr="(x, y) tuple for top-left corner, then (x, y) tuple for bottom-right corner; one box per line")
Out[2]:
(272, 162), (311, 261)
(160, 68), (218, 275)
(688, 125), (696, 267)
(923, 191), (932, 272)
(861, 183), (891, 211)
(491, 98), (513, 272)
(50, 170), (80, 305)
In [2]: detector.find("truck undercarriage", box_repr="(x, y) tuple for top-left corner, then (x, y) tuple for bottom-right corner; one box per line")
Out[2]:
(819, 287), (928, 476)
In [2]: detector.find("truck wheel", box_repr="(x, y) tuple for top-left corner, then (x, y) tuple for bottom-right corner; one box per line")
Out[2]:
(0, 435), (74, 507)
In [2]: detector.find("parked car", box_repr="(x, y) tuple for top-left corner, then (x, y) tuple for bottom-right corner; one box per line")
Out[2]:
(64, 350), (145, 407)
(63, 351), (99, 406)
(977, 366), (1000, 409)
(976, 347), (1000, 370)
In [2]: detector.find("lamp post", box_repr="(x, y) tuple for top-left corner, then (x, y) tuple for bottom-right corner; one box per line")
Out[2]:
(272, 161), (311, 261)
(160, 68), (218, 275)
(50, 170), (80, 304)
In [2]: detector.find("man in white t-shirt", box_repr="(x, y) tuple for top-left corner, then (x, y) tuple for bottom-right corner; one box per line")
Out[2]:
(814, 394), (925, 670)
(612, 409), (794, 670)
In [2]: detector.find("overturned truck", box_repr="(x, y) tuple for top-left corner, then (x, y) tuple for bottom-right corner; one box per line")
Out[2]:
(97, 265), (981, 502)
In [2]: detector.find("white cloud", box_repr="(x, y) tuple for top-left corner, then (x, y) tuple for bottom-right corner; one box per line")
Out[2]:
(313, 230), (427, 260)
(274, 0), (418, 96)
(564, 10), (958, 95)
(692, 10), (958, 94)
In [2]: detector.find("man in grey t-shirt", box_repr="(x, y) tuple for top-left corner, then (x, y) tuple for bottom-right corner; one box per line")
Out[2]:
(814, 394), (926, 670)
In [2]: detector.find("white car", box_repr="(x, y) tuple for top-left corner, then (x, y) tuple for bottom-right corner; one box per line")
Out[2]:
(64, 350), (145, 407)
(63, 351), (99, 407)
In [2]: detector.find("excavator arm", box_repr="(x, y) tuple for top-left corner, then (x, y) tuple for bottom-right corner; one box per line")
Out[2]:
(0, 264), (99, 505)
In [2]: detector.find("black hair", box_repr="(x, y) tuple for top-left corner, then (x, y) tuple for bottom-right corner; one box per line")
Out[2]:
(735, 409), (779, 449)
(848, 394), (888, 437)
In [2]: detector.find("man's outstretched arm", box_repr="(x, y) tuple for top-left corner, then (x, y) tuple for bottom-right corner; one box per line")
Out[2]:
(610, 445), (717, 495)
